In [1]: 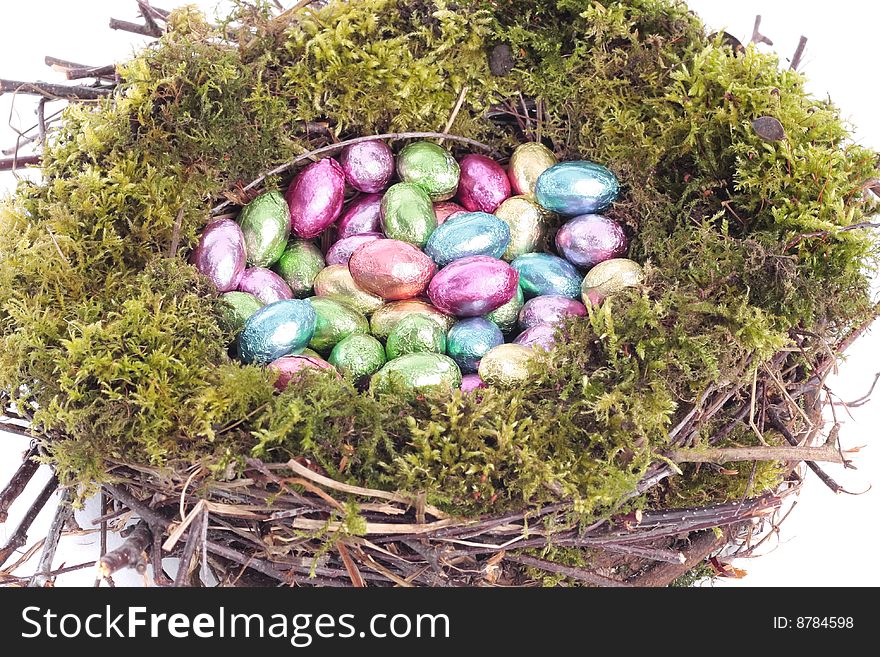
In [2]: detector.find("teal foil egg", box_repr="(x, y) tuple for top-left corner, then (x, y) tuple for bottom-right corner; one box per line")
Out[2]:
(380, 182), (438, 247)
(446, 318), (504, 374)
(484, 285), (524, 334)
(238, 299), (316, 364)
(329, 334), (387, 385)
(220, 291), (264, 333)
(535, 161), (619, 216)
(396, 141), (460, 201)
(424, 212), (511, 267)
(307, 297), (370, 354)
(386, 315), (447, 359)
(275, 240), (325, 298)
(370, 353), (462, 394)
(511, 253), (583, 299)
(238, 190), (290, 267)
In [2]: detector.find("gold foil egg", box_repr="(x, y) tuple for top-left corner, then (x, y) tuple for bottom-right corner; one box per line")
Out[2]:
(313, 264), (385, 316)
(494, 196), (547, 261)
(580, 258), (643, 305)
(477, 343), (536, 387)
(507, 142), (558, 197)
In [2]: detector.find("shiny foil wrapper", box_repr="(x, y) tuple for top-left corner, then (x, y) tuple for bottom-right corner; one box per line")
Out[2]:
(238, 299), (317, 365)
(456, 154), (511, 214)
(425, 212), (510, 267)
(555, 214), (628, 269)
(270, 354), (337, 391)
(494, 196), (547, 262)
(385, 314), (447, 360)
(581, 258), (644, 304)
(370, 352), (462, 394)
(369, 300), (453, 341)
(238, 267), (294, 304)
(329, 334), (387, 384)
(313, 264), (385, 316)
(433, 201), (467, 225)
(396, 141), (460, 202)
(460, 373), (488, 394)
(325, 232), (384, 266)
(513, 323), (557, 352)
(535, 161), (619, 216)
(190, 219), (246, 292)
(307, 297), (370, 354)
(518, 295), (586, 331)
(275, 240), (325, 298)
(428, 256), (519, 318)
(339, 140), (395, 193)
(380, 182), (438, 247)
(337, 194), (383, 239)
(477, 343), (535, 387)
(511, 253), (583, 299)
(286, 158), (346, 238)
(508, 142), (558, 197)
(238, 190), (290, 267)
(220, 291), (264, 333)
(349, 239), (436, 301)
(446, 318), (504, 374)
(484, 284), (524, 334)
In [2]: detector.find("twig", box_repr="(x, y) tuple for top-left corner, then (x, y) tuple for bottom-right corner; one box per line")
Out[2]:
(0, 444), (41, 523)
(0, 155), (41, 171)
(65, 64), (117, 81)
(166, 207), (185, 258)
(629, 530), (727, 587)
(767, 409), (848, 494)
(336, 541), (366, 587)
(103, 484), (170, 529)
(0, 79), (111, 101)
(96, 521), (151, 579)
(750, 15), (773, 46)
(109, 17), (162, 38)
(786, 220), (880, 251)
(0, 476), (59, 568)
(28, 487), (74, 587)
(137, 1), (165, 35)
(439, 85), (469, 143)
(173, 507), (206, 587)
(505, 553), (633, 587)
(790, 36), (808, 71)
(668, 444), (845, 465)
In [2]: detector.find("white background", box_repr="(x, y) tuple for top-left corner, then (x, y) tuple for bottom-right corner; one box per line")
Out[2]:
(0, 1), (877, 586)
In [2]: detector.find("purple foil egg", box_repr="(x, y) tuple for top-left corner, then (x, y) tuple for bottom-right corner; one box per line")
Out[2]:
(336, 194), (383, 239)
(456, 154), (512, 214)
(269, 355), (338, 390)
(238, 267), (294, 304)
(286, 158), (346, 238)
(325, 232), (384, 266)
(461, 373), (488, 394)
(513, 323), (557, 351)
(189, 219), (246, 292)
(339, 140), (395, 193)
(555, 214), (629, 269)
(518, 295), (587, 331)
(427, 256), (519, 317)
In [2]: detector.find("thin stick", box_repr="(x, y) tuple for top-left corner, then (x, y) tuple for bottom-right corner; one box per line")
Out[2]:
(0, 444), (40, 523)
(0, 155), (41, 171)
(28, 487), (74, 587)
(668, 444), (845, 465)
(790, 36), (808, 71)
(166, 206), (185, 258)
(109, 18), (162, 38)
(786, 220), (880, 250)
(65, 64), (116, 81)
(173, 507), (206, 587)
(0, 477), (59, 568)
(96, 521), (152, 579)
(750, 15), (773, 46)
(439, 85), (469, 143)
(0, 79), (111, 101)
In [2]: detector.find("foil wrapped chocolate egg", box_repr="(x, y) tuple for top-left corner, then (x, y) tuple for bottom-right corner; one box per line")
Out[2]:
(380, 183), (437, 247)
(269, 354), (337, 390)
(494, 196), (547, 262)
(370, 353), (462, 394)
(238, 299), (317, 365)
(484, 284), (524, 334)
(307, 297), (370, 354)
(478, 343), (536, 387)
(508, 142), (558, 197)
(385, 314), (447, 359)
(424, 212), (511, 266)
(328, 334), (387, 384)
(336, 194), (383, 239)
(535, 161), (619, 216)
(555, 214), (628, 269)
(511, 253), (582, 299)
(513, 323), (557, 352)
(349, 239), (436, 301)
(313, 265), (385, 316)
(461, 373), (488, 394)
(580, 258), (644, 305)
(446, 318), (504, 374)
(339, 140), (395, 193)
(518, 295), (587, 331)
(190, 219), (246, 292)
(325, 232), (384, 267)
(301, 348), (322, 358)
(238, 191), (290, 267)
(286, 158), (346, 238)
(238, 267), (294, 304)
(275, 240), (325, 298)
(396, 141), (460, 201)
(433, 201), (467, 225)
(456, 154), (511, 213)
(220, 291), (264, 333)
(369, 300), (454, 341)
(427, 256), (519, 317)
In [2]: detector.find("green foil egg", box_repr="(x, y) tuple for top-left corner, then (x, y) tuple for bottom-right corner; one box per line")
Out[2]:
(484, 285), (524, 334)
(477, 343), (536, 387)
(238, 190), (291, 267)
(301, 348), (322, 359)
(494, 196), (548, 262)
(220, 291), (264, 333)
(313, 264), (385, 316)
(385, 315), (447, 359)
(275, 240), (326, 298)
(370, 353), (462, 394)
(329, 334), (387, 384)
(580, 258), (644, 304)
(380, 183), (438, 247)
(307, 297), (370, 354)
(396, 141), (460, 201)
(369, 300), (454, 341)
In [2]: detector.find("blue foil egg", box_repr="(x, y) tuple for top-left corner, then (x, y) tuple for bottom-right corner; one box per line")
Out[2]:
(535, 161), (619, 216)
(238, 299), (317, 365)
(446, 317), (504, 374)
(424, 212), (511, 266)
(511, 253), (583, 299)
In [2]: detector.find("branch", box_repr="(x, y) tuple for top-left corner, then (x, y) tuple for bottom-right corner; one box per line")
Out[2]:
(28, 487), (74, 587)
(0, 444), (40, 523)
(109, 17), (162, 38)
(750, 15), (773, 46)
(628, 530), (727, 587)
(65, 64), (117, 81)
(505, 553), (633, 587)
(97, 521), (152, 579)
(790, 36), (808, 71)
(667, 444), (845, 465)
(0, 79), (111, 101)
(0, 155), (41, 171)
(0, 477), (58, 568)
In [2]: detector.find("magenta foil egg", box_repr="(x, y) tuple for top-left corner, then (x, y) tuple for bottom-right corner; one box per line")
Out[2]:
(555, 214), (629, 269)
(270, 355), (338, 390)
(461, 373), (488, 394)
(189, 219), (246, 292)
(238, 267), (294, 304)
(339, 140), (395, 193)
(518, 295), (587, 331)
(336, 194), (383, 239)
(513, 323), (557, 351)
(286, 158), (346, 238)
(427, 256), (518, 317)
(325, 232), (384, 266)
(433, 201), (467, 225)
(456, 154), (512, 214)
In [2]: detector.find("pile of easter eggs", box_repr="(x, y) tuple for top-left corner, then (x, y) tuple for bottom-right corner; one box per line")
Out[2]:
(191, 138), (643, 393)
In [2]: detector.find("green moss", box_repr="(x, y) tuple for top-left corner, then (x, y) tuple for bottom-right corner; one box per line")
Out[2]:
(1, 0), (877, 519)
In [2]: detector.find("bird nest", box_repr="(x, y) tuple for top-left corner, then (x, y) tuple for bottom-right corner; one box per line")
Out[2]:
(1, 0), (878, 587)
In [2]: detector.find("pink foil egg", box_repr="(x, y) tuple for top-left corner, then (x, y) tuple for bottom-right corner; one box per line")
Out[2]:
(513, 323), (557, 351)
(433, 201), (467, 225)
(325, 232), (384, 266)
(336, 194), (383, 239)
(427, 255), (519, 317)
(461, 373), (488, 394)
(269, 355), (338, 390)
(286, 158), (346, 238)
(339, 140), (395, 193)
(518, 295), (587, 331)
(349, 239), (437, 301)
(238, 267), (294, 304)
(456, 154), (511, 214)
(189, 219), (246, 292)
